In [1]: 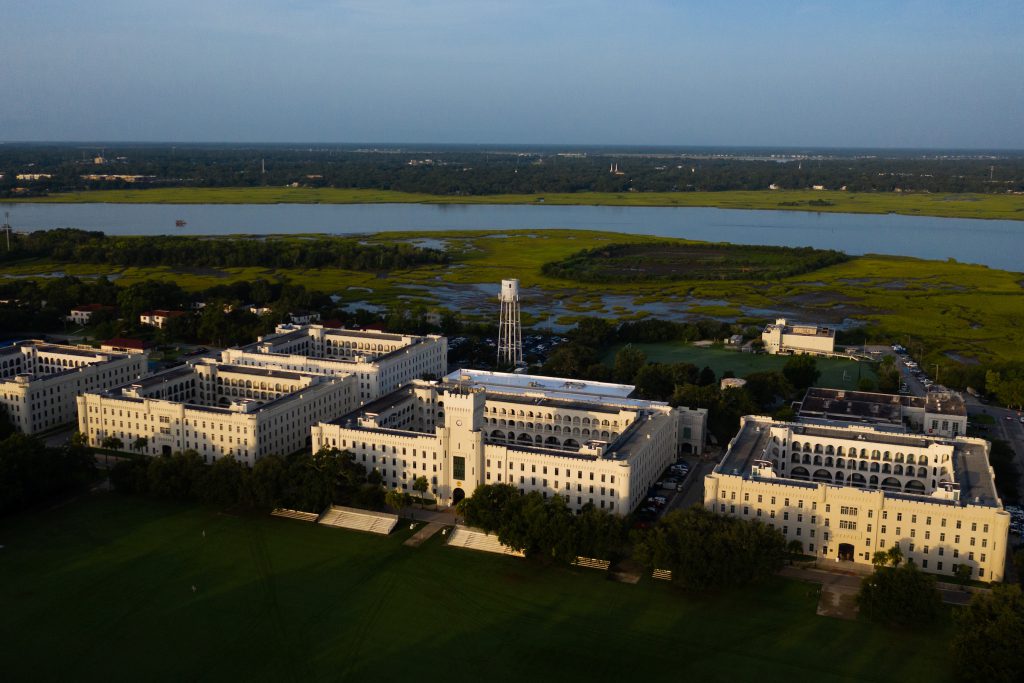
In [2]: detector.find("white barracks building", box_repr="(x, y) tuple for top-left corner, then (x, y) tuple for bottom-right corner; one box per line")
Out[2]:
(705, 416), (1010, 582)
(78, 360), (354, 465)
(77, 325), (447, 465)
(224, 324), (448, 404)
(312, 370), (707, 513)
(1, 340), (147, 434)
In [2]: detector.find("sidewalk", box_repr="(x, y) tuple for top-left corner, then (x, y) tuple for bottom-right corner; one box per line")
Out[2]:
(398, 506), (457, 525)
(780, 564), (980, 606)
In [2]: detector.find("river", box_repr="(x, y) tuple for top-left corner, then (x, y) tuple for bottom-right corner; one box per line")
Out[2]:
(4, 202), (1021, 270)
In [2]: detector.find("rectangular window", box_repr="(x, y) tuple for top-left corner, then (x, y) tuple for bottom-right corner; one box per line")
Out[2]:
(453, 456), (465, 480)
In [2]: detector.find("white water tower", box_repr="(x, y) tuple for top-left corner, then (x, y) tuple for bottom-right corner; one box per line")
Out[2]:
(497, 278), (523, 367)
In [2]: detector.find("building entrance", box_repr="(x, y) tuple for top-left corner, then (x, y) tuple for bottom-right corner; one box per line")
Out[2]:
(452, 487), (465, 505)
(838, 543), (855, 561)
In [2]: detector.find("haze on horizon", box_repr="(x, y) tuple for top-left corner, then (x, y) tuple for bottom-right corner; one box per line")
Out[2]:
(2, 0), (1022, 149)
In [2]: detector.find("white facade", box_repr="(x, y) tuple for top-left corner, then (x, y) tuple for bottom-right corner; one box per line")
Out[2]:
(230, 324), (448, 403)
(139, 310), (188, 329)
(78, 360), (355, 466)
(705, 416), (1010, 582)
(762, 318), (836, 355)
(68, 305), (110, 325)
(313, 375), (704, 513)
(1, 341), (147, 434)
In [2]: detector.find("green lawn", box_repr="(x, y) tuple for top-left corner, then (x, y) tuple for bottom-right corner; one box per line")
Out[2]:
(8, 186), (1024, 220)
(0, 494), (950, 682)
(604, 343), (877, 390)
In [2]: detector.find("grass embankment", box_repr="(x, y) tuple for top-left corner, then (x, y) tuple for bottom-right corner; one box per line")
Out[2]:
(8, 186), (1024, 220)
(603, 343), (876, 390)
(4, 229), (1023, 365)
(0, 494), (953, 682)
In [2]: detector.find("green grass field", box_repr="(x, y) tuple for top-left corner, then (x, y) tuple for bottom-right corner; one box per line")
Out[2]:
(603, 343), (877, 390)
(0, 494), (951, 682)
(6, 186), (1024, 220)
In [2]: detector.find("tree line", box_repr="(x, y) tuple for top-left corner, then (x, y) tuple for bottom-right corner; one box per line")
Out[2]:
(109, 447), (389, 512)
(0, 229), (448, 270)
(857, 543), (1024, 683)
(457, 484), (789, 588)
(3, 144), (1023, 197)
(0, 427), (97, 516)
(541, 242), (850, 283)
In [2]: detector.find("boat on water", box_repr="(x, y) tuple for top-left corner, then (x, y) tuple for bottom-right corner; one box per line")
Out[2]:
(175, 219), (187, 227)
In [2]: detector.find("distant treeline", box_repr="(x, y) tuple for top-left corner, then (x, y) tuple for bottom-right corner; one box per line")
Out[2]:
(541, 241), (850, 282)
(2, 228), (447, 270)
(2, 144), (1023, 196)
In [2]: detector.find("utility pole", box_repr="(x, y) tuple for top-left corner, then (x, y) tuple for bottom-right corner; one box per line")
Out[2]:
(934, 363), (940, 385)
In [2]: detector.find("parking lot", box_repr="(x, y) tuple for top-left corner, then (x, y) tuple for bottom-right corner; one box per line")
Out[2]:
(634, 454), (706, 525)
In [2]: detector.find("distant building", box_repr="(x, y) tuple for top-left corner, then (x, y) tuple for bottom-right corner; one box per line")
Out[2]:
(68, 304), (114, 325)
(288, 310), (320, 325)
(140, 310), (188, 329)
(15, 173), (52, 181)
(796, 387), (967, 438)
(101, 338), (152, 354)
(1, 341), (147, 434)
(726, 334), (744, 346)
(762, 318), (835, 356)
(812, 185), (826, 191)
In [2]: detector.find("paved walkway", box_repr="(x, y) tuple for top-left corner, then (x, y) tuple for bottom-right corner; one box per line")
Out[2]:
(780, 565), (978, 607)
(404, 522), (446, 547)
(398, 506), (458, 525)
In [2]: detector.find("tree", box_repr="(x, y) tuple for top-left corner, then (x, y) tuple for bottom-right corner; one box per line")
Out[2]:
(384, 488), (411, 514)
(198, 455), (243, 506)
(250, 453), (287, 510)
(952, 585), (1024, 683)
(697, 365), (716, 387)
(857, 558), (941, 625)
(131, 436), (148, 453)
(633, 363), (674, 400)
(101, 435), (124, 451)
(613, 344), (646, 383)
(954, 563), (973, 586)
(412, 476), (429, 505)
(783, 354), (821, 391)
(632, 506), (785, 589)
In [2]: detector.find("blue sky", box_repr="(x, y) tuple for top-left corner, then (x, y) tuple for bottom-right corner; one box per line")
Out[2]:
(2, 0), (1022, 147)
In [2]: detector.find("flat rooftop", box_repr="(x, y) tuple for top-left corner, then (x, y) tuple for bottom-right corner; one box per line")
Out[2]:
(718, 417), (1000, 508)
(799, 387), (966, 421)
(215, 364), (305, 381)
(445, 369), (635, 400)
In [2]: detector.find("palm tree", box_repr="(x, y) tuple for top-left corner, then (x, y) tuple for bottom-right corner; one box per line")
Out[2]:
(132, 436), (148, 454)
(886, 544), (904, 568)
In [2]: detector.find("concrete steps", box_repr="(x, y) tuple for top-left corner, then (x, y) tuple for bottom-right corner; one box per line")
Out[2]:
(318, 505), (398, 535)
(447, 526), (524, 557)
(572, 556), (611, 571)
(652, 568), (673, 581)
(271, 508), (320, 522)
